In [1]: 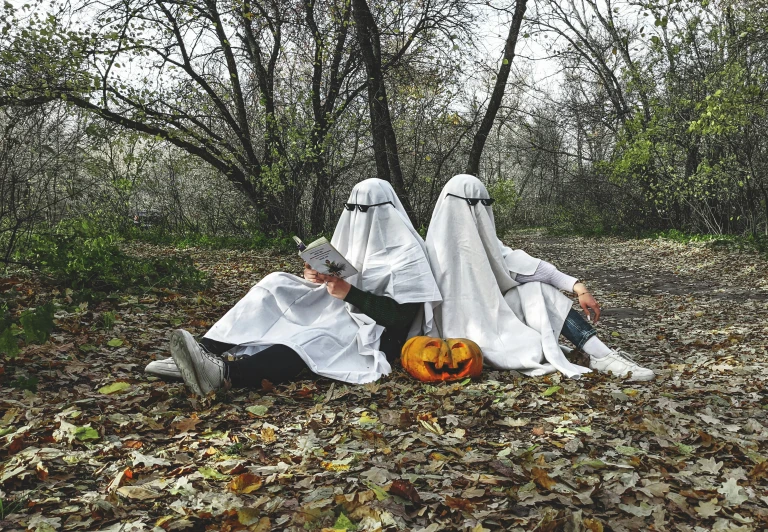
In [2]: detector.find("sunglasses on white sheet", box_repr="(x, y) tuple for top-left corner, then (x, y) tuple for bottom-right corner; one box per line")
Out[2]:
(446, 193), (495, 206)
(344, 201), (394, 212)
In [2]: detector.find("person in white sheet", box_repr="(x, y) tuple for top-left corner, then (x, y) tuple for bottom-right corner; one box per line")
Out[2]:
(421, 174), (654, 381)
(148, 178), (442, 395)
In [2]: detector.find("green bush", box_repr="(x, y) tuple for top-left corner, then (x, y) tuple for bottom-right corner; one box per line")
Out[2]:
(487, 180), (520, 234)
(21, 220), (209, 293)
(0, 302), (55, 358)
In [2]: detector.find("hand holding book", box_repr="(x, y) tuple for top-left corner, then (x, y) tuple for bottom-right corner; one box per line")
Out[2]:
(303, 262), (352, 299)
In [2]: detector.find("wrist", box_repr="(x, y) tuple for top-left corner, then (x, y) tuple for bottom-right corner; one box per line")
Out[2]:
(573, 281), (589, 296)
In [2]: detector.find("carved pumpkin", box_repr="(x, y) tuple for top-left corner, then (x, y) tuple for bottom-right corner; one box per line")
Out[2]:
(401, 336), (483, 382)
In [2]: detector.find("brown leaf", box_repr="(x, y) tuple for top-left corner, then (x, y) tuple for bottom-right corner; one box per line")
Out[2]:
(445, 496), (474, 511)
(532, 467), (557, 490)
(749, 460), (768, 480)
(389, 479), (421, 504)
(228, 473), (263, 494)
(532, 426), (545, 436)
(123, 440), (143, 449)
(252, 517), (271, 532)
(171, 415), (201, 433)
(116, 486), (161, 500)
(36, 462), (48, 481)
(261, 379), (275, 391)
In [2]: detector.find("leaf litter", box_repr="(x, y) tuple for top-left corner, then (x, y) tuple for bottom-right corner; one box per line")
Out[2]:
(0, 233), (766, 531)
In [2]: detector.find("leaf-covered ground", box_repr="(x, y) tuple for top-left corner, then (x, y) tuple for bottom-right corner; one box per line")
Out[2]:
(1, 232), (767, 531)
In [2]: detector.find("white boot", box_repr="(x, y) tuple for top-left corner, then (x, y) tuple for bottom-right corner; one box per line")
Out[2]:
(589, 349), (655, 382)
(169, 330), (226, 396)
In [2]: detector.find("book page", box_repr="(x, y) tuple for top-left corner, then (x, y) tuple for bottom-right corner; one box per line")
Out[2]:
(301, 242), (358, 279)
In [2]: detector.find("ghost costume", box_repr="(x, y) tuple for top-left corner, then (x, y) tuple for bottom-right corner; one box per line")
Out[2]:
(421, 174), (591, 378)
(202, 179), (442, 384)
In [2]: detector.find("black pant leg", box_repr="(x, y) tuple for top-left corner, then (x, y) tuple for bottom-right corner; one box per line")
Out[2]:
(200, 337), (237, 355)
(226, 345), (308, 388)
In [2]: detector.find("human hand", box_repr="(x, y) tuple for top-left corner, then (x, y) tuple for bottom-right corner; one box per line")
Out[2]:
(574, 282), (600, 324)
(575, 285), (601, 324)
(317, 273), (352, 299)
(304, 263), (321, 284)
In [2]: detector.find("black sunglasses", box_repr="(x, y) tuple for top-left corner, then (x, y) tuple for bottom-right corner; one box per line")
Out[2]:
(446, 193), (495, 206)
(344, 201), (394, 212)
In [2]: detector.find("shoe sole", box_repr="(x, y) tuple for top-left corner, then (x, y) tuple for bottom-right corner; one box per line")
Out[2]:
(627, 371), (656, 382)
(170, 330), (205, 396)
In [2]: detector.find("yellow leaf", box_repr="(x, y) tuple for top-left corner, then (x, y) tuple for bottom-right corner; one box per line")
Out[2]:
(358, 412), (377, 425)
(98, 382), (131, 394)
(261, 426), (277, 444)
(322, 460), (351, 472)
(228, 473), (263, 494)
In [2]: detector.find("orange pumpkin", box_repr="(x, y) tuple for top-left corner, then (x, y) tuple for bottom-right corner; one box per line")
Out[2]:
(401, 336), (483, 382)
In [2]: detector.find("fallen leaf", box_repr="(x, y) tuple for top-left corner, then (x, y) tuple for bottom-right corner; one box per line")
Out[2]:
(98, 381), (131, 394)
(74, 426), (99, 441)
(246, 405), (269, 417)
(228, 473), (263, 494)
(696, 498), (721, 518)
(117, 486), (162, 500)
(531, 467), (556, 490)
(171, 416), (201, 432)
(389, 479), (421, 503)
(718, 478), (749, 506)
(445, 496), (474, 511)
(199, 467), (230, 480)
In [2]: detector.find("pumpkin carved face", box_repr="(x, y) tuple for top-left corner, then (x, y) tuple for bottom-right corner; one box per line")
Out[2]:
(401, 337), (483, 382)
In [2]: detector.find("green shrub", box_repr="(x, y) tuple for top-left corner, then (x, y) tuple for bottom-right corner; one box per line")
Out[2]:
(0, 303), (55, 358)
(487, 180), (520, 234)
(21, 219), (209, 293)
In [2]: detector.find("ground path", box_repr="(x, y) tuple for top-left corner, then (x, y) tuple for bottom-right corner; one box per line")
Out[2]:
(1, 232), (766, 531)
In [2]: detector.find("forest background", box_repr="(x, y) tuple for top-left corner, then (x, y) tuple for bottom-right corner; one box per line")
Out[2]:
(2, 0), (768, 271)
(1, 1), (768, 530)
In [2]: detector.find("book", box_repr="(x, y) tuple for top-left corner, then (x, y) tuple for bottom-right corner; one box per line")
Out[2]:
(293, 236), (359, 279)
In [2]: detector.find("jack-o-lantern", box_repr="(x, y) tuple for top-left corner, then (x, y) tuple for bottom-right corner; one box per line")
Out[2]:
(401, 336), (483, 382)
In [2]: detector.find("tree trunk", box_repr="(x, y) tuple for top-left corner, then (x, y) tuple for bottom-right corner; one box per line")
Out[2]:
(466, 0), (528, 177)
(351, 0), (413, 219)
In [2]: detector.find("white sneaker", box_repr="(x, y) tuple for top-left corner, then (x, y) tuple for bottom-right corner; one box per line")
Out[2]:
(169, 330), (226, 396)
(144, 357), (182, 380)
(589, 349), (655, 382)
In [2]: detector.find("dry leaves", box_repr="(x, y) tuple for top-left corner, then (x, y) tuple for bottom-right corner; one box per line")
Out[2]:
(0, 234), (767, 530)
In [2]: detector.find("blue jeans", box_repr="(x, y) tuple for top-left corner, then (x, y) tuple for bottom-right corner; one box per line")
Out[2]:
(560, 309), (597, 349)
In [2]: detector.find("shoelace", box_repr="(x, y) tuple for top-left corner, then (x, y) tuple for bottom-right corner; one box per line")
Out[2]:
(611, 349), (642, 368)
(198, 343), (229, 382)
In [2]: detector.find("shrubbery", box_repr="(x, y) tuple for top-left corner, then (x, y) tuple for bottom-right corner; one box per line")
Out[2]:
(20, 220), (209, 294)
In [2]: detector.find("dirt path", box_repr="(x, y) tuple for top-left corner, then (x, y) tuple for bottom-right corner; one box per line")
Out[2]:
(0, 234), (766, 531)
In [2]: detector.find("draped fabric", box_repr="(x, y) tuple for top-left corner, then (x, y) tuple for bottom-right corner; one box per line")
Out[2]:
(421, 174), (591, 378)
(203, 178), (442, 384)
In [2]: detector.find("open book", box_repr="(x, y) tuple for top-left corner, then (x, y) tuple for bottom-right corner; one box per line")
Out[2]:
(293, 236), (359, 279)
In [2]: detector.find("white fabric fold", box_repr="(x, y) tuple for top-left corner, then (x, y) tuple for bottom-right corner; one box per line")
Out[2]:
(203, 178), (441, 384)
(420, 174), (590, 378)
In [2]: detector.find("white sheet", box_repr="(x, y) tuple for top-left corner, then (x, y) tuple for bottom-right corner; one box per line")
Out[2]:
(203, 178), (441, 384)
(421, 174), (590, 378)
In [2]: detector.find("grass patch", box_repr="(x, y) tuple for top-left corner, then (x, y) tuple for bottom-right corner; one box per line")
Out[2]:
(654, 229), (768, 253)
(125, 227), (298, 253)
(19, 219), (210, 295)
